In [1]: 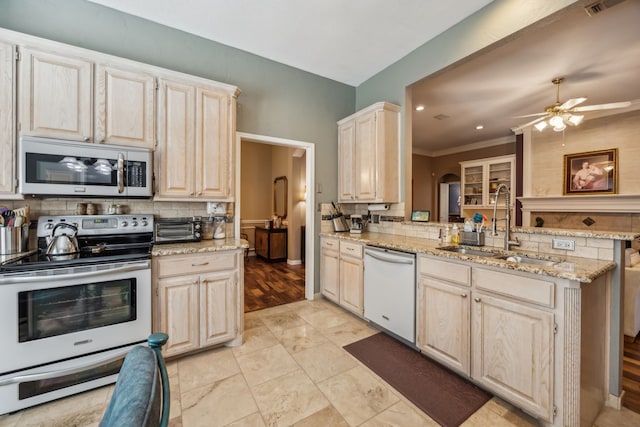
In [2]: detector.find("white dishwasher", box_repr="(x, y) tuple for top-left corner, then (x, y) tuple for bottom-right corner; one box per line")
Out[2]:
(363, 245), (416, 344)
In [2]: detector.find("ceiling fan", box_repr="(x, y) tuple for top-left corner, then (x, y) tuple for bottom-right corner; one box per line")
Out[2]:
(513, 77), (632, 132)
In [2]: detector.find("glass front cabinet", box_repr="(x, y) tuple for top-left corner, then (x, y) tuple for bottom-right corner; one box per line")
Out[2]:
(460, 155), (515, 209)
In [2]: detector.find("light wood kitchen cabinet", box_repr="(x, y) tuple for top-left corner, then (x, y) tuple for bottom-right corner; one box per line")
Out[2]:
(337, 102), (400, 203)
(19, 48), (93, 141)
(94, 64), (155, 148)
(320, 237), (364, 315)
(0, 41), (16, 197)
(156, 77), (236, 201)
(416, 256), (471, 376)
(460, 154), (515, 210)
(339, 240), (364, 315)
(320, 237), (340, 303)
(154, 251), (240, 358)
(471, 267), (554, 422)
(19, 48), (156, 147)
(416, 255), (554, 422)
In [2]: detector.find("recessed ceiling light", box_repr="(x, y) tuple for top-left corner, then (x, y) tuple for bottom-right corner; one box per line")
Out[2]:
(415, 105), (425, 111)
(475, 125), (484, 130)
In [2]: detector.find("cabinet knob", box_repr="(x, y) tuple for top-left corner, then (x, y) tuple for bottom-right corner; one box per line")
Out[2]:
(84, 137), (90, 142)
(196, 191), (202, 196)
(474, 297), (481, 303)
(461, 293), (467, 298)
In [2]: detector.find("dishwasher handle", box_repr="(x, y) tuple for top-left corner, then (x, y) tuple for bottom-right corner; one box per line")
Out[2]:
(365, 250), (414, 265)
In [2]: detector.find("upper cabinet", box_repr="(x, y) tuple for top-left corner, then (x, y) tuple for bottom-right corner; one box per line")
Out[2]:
(156, 77), (237, 201)
(19, 48), (93, 142)
(337, 102), (400, 203)
(460, 155), (515, 209)
(19, 48), (155, 148)
(94, 64), (155, 148)
(0, 41), (16, 197)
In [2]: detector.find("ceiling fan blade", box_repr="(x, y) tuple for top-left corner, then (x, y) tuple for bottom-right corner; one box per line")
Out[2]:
(513, 112), (549, 118)
(512, 115), (549, 131)
(572, 101), (632, 112)
(559, 97), (587, 110)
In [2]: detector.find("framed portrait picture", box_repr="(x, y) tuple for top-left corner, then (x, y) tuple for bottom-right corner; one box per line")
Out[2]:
(563, 149), (618, 195)
(411, 210), (431, 222)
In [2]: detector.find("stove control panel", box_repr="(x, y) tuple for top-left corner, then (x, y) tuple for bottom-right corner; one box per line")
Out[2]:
(37, 215), (155, 237)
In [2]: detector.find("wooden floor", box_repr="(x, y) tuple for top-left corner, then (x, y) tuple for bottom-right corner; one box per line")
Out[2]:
(244, 255), (305, 312)
(624, 334), (640, 414)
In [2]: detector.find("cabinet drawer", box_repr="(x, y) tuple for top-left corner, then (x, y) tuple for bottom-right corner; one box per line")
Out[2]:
(321, 237), (339, 250)
(340, 241), (363, 258)
(473, 268), (555, 308)
(156, 252), (237, 278)
(418, 255), (471, 286)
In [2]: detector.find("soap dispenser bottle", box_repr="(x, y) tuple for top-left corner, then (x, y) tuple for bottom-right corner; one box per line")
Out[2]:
(452, 224), (460, 244)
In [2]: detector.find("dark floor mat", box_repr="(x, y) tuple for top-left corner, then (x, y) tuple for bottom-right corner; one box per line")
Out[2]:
(344, 332), (492, 426)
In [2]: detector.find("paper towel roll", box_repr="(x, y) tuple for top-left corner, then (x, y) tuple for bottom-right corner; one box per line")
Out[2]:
(368, 204), (389, 211)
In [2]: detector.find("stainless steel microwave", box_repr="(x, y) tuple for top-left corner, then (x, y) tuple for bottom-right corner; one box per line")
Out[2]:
(19, 136), (153, 198)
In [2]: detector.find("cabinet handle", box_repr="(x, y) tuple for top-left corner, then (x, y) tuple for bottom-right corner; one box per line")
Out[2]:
(192, 262), (210, 267)
(461, 293), (467, 298)
(196, 191), (202, 196)
(192, 280), (198, 285)
(347, 247), (354, 251)
(84, 137), (90, 142)
(474, 297), (481, 303)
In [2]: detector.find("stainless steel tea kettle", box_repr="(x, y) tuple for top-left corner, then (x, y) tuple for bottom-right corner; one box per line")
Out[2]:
(46, 223), (80, 255)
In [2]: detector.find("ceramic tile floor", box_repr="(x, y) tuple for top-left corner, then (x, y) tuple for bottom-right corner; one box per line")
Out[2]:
(2, 297), (640, 426)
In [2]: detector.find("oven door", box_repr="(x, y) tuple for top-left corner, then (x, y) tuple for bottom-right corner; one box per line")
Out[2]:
(18, 136), (152, 197)
(0, 260), (151, 375)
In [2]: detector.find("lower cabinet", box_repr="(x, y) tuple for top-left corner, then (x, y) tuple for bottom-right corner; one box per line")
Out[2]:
(154, 250), (241, 358)
(255, 226), (287, 262)
(320, 236), (364, 315)
(416, 255), (555, 422)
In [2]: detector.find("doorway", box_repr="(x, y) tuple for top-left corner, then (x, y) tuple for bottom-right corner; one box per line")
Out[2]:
(438, 174), (461, 223)
(235, 132), (315, 311)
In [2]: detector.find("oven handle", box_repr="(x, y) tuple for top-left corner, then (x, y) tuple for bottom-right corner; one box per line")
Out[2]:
(0, 347), (131, 386)
(117, 152), (125, 194)
(0, 261), (150, 284)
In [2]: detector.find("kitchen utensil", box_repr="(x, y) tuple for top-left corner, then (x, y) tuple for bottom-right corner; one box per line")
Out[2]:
(0, 225), (29, 254)
(213, 216), (226, 239)
(46, 223), (79, 255)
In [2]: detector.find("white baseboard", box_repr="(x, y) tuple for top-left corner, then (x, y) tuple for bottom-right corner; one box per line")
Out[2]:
(606, 391), (624, 409)
(287, 259), (302, 265)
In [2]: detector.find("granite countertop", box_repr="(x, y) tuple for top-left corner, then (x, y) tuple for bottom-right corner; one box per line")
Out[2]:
(321, 231), (615, 283)
(152, 238), (249, 257)
(400, 222), (640, 241)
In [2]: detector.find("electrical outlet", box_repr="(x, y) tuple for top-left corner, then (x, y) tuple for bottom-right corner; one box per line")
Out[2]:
(552, 238), (575, 251)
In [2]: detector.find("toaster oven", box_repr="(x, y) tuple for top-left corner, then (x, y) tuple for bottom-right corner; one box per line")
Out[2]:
(154, 217), (202, 244)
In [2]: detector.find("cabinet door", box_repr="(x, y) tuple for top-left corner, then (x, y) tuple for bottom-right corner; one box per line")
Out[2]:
(0, 41), (15, 196)
(320, 245), (340, 303)
(269, 231), (287, 260)
(255, 228), (268, 259)
(156, 78), (196, 198)
(339, 255), (363, 315)
(157, 276), (200, 358)
(19, 48), (92, 141)
(354, 112), (377, 201)
(471, 293), (554, 421)
(416, 277), (470, 375)
(461, 162), (484, 208)
(200, 270), (237, 347)
(338, 120), (355, 202)
(95, 64), (155, 148)
(196, 86), (232, 198)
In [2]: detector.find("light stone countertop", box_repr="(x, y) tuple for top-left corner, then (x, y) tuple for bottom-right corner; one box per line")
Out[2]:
(321, 231), (615, 283)
(152, 238), (249, 257)
(399, 222), (640, 241)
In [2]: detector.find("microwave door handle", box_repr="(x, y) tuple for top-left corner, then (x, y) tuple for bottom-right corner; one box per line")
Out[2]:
(0, 261), (150, 285)
(117, 153), (125, 193)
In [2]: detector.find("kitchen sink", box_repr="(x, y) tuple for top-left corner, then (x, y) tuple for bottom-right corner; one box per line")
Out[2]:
(494, 255), (558, 267)
(437, 246), (499, 257)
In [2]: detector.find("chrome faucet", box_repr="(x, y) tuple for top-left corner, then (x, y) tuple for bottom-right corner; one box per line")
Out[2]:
(492, 183), (520, 251)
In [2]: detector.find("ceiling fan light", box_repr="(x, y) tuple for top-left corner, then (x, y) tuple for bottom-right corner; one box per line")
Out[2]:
(553, 123), (566, 132)
(568, 114), (584, 126)
(534, 121), (548, 131)
(549, 115), (564, 128)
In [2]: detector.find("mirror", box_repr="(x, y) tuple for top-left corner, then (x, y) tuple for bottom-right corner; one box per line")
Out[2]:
(273, 176), (288, 218)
